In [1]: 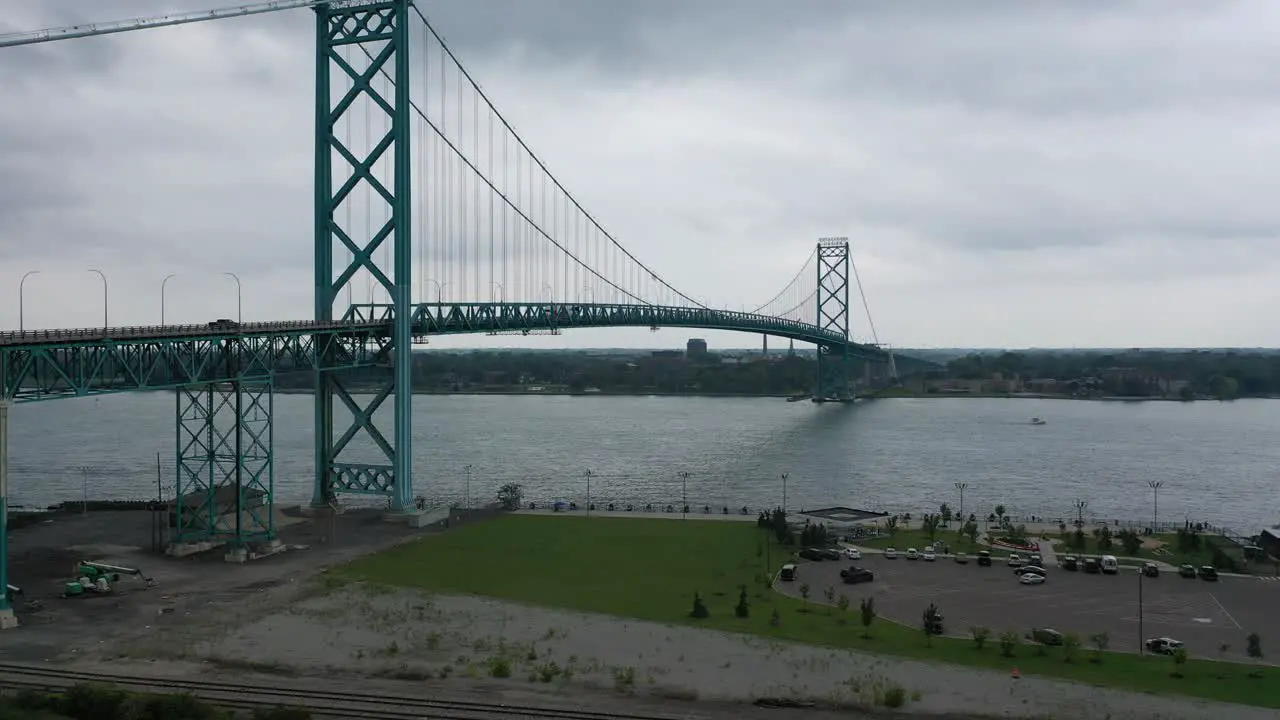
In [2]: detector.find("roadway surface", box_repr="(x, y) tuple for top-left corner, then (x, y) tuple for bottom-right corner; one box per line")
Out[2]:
(777, 553), (1279, 665)
(0, 319), (381, 346)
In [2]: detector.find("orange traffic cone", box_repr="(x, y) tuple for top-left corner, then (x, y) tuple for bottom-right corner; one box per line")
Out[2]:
(1011, 667), (1021, 679)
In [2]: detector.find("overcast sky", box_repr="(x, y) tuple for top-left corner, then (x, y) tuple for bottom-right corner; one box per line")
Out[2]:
(3, 0), (1280, 350)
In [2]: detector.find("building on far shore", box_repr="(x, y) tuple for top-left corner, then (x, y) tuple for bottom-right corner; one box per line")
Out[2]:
(686, 338), (708, 357)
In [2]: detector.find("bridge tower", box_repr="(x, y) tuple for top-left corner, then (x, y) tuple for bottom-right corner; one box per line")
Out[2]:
(814, 237), (852, 401)
(312, 0), (415, 511)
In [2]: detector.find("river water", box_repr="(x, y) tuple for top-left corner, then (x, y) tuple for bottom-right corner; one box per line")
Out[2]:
(5, 393), (1277, 533)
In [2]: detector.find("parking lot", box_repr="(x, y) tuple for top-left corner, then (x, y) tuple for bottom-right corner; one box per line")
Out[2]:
(775, 552), (1280, 664)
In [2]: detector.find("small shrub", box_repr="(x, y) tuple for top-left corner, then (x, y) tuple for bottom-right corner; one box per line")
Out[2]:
(836, 593), (850, 616)
(769, 608), (781, 627)
(253, 708), (315, 720)
(822, 585), (836, 611)
(734, 587), (750, 618)
(859, 596), (876, 638)
(689, 591), (709, 619)
(998, 630), (1020, 658)
(1171, 647), (1189, 677)
(1062, 632), (1082, 663)
(1089, 631), (1110, 663)
(880, 683), (907, 708)
(970, 626), (991, 650)
(799, 583), (811, 601)
(487, 657), (512, 678)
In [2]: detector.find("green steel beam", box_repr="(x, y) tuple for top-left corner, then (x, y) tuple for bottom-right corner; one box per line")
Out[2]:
(344, 302), (892, 362)
(815, 239), (853, 400)
(174, 381), (274, 546)
(0, 328), (386, 403)
(313, 0), (414, 510)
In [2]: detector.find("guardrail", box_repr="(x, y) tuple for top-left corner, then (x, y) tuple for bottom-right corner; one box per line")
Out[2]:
(0, 319), (386, 346)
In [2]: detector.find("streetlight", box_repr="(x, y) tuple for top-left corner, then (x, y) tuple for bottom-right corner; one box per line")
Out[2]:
(781, 472), (789, 514)
(18, 271), (39, 332)
(490, 282), (505, 304)
(954, 482), (969, 525)
(1074, 499), (1088, 529)
(1147, 480), (1164, 531)
(577, 286), (594, 304)
(463, 463), (473, 509)
(425, 279), (447, 304)
(584, 469), (592, 517)
(78, 465), (96, 515)
(86, 269), (108, 330)
(678, 471), (691, 519)
(161, 274), (176, 325)
(541, 284), (555, 304)
(223, 272), (242, 324)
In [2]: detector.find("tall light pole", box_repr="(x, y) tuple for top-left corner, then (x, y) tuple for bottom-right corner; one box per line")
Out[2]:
(78, 465), (96, 515)
(1074, 499), (1088, 529)
(223, 272), (242, 324)
(18, 271), (40, 332)
(678, 471), (691, 519)
(425, 279), (447, 304)
(781, 472), (789, 514)
(491, 282), (505, 304)
(1137, 565), (1146, 655)
(161, 274), (176, 325)
(584, 469), (592, 517)
(86, 269), (108, 330)
(954, 482), (969, 524)
(0, 399), (13, 626)
(463, 463), (473, 509)
(1147, 480), (1163, 531)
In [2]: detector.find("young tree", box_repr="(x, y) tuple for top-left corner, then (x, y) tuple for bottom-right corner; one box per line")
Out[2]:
(497, 482), (524, 511)
(799, 583), (811, 602)
(1171, 647), (1189, 677)
(1246, 632), (1263, 676)
(1118, 529), (1143, 556)
(689, 591), (709, 619)
(970, 626), (991, 650)
(1088, 632), (1110, 664)
(939, 503), (952, 525)
(836, 593), (850, 618)
(859, 597), (876, 639)
(994, 505), (1007, 524)
(822, 586), (836, 613)
(998, 630), (1020, 658)
(1062, 633), (1082, 663)
(884, 515), (899, 538)
(922, 513), (941, 542)
(962, 520), (980, 546)
(734, 587), (750, 618)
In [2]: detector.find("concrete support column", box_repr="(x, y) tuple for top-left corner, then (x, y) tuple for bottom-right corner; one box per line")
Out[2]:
(0, 399), (18, 629)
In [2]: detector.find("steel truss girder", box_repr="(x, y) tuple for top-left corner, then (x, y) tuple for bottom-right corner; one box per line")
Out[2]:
(816, 240), (852, 400)
(313, 0), (413, 510)
(174, 382), (275, 546)
(343, 302), (890, 362)
(0, 331), (386, 403)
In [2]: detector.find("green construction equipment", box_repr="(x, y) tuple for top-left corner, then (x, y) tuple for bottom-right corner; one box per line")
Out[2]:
(62, 561), (155, 598)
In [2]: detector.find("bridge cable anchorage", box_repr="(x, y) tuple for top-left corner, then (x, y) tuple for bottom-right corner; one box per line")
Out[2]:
(407, 6), (708, 309)
(0, 0), (327, 49)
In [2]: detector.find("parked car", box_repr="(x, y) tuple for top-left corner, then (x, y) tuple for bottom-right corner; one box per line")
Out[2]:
(1142, 562), (1160, 578)
(1061, 556), (1079, 571)
(1083, 557), (1101, 574)
(1198, 566), (1219, 581)
(884, 547), (898, 559)
(780, 564), (797, 581)
(1019, 572), (1046, 585)
(1178, 564), (1197, 578)
(840, 566), (874, 584)
(1028, 628), (1064, 646)
(1007, 553), (1024, 567)
(820, 548), (842, 561)
(1145, 637), (1185, 655)
(1100, 554), (1120, 574)
(954, 552), (969, 564)
(906, 548), (920, 561)
(922, 548), (937, 562)
(844, 547), (862, 560)
(1015, 565), (1046, 577)
(1029, 553), (1043, 566)
(799, 548), (825, 561)
(976, 550), (992, 567)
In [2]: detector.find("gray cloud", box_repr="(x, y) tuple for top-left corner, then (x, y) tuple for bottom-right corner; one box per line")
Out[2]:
(1, 0), (1279, 347)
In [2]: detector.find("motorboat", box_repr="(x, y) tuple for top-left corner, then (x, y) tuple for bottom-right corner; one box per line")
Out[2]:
(1029, 417), (1047, 426)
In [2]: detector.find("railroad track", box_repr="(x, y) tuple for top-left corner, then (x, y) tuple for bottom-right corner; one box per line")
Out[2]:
(0, 663), (704, 720)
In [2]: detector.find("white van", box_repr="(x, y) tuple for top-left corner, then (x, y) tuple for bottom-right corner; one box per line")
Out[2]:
(1100, 555), (1119, 574)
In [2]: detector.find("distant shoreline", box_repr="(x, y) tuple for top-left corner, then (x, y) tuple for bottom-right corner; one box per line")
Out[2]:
(264, 388), (1268, 401)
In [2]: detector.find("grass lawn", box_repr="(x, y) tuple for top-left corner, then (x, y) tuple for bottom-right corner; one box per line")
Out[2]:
(338, 514), (1278, 709)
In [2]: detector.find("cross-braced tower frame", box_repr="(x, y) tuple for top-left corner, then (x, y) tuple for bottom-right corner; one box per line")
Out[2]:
(815, 237), (852, 401)
(312, 0), (415, 511)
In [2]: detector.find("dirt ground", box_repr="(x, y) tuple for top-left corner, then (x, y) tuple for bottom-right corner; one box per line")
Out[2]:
(1, 509), (1274, 719)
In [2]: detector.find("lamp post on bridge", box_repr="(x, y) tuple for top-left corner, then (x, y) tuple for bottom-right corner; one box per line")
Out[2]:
(18, 270), (40, 332)
(577, 287), (593, 304)
(490, 282), (505, 304)
(223, 272), (242, 324)
(541, 284), (554, 304)
(1147, 480), (1163, 531)
(954, 482), (969, 526)
(86, 269), (108, 330)
(425, 279), (447, 304)
(160, 274), (176, 325)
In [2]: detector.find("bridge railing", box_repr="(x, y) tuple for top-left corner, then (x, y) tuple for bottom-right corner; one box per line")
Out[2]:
(0, 319), (384, 346)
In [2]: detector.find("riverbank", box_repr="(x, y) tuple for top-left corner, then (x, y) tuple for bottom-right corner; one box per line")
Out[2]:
(869, 390), (1274, 402)
(272, 387), (802, 398)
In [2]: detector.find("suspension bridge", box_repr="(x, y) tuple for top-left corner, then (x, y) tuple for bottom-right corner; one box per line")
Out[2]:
(0, 0), (904, 627)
